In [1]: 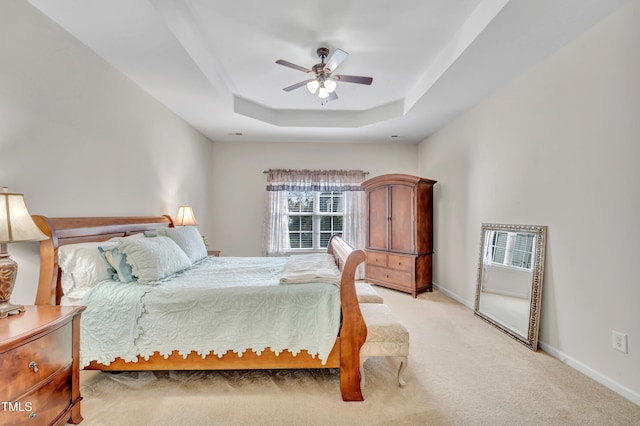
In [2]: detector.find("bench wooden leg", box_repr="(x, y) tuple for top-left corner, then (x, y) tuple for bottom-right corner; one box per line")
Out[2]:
(397, 356), (408, 387)
(359, 356), (368, 388)
(360, 356), (408, 388)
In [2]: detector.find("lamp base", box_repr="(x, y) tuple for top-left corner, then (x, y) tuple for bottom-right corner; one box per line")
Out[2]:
(0, 251), (22, 319)
(0, 301), (25, 318)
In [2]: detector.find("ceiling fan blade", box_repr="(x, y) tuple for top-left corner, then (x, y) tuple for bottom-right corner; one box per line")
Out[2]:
(321, 91), (339, 105)
(283, 80), (312, 92)
(334, 74), (373, 85)
(276, 59), (312, 73)
(325, 48), (349, 72)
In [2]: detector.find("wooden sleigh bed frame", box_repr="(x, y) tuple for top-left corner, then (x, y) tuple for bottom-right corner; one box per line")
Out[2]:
(32, 215), (368, 401)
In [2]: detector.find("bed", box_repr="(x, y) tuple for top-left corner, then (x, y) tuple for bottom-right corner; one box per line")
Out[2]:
(32, 215), (368, 401)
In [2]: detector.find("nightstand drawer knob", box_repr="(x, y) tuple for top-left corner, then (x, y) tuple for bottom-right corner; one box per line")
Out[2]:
(29, 361), (39, 373)
(29, 412), (37, 419)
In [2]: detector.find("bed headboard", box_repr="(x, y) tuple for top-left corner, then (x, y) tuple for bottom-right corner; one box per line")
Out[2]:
(32, 215), (174, 306)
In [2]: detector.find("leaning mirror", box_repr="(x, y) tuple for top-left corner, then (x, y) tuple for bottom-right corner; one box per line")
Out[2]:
(474, 223), (547, 350)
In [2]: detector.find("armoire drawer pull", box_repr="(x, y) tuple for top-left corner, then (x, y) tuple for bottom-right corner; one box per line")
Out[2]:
(29, 361), (39, 373)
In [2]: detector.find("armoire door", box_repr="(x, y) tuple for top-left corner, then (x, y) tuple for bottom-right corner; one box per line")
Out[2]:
(367, 185), (388, 250)
(389, 184), (415, 253)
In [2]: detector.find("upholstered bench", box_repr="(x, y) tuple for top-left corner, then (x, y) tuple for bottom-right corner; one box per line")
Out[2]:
(359, 303), (409, 387)
(355, 283), (384, 303)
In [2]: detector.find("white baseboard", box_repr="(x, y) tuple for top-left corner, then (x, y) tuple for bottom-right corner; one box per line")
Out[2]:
(538, 341), (640, 406)
(433, 283), (474, 309)
(433, 282), (640, 407)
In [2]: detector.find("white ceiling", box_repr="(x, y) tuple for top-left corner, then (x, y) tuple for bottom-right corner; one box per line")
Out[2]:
(27, 0), (629, 144)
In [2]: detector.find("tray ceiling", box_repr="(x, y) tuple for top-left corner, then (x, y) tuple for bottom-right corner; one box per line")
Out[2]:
(27, 0), (630, 143)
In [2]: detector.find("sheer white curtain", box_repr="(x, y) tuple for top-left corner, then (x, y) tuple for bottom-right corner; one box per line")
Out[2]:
(262, 190), (290, 256)
(262, 169), (367, 271)
(262, 170), (293, 256)
(343, 189), (367, 278)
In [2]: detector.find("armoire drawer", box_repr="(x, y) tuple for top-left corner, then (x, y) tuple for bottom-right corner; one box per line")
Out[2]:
(387, 254), (414, 272)
(366, 251), (388, 267)
(0, 324), (72, 401)
(366, 265), (413, 288)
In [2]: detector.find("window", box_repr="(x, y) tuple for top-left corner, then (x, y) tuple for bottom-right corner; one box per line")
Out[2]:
(287, 191), (343, 250)
(263, 169), (367, 258)
(486, 231), (535, 269)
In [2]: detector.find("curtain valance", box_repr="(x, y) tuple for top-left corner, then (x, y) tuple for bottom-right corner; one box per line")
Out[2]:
(265, 169), (367, 192)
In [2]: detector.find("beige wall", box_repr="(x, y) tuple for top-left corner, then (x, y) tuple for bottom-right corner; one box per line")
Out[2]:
(0, 0), (213, 305)
(418, 0), (640, 403)
(209, 141), (419, 256)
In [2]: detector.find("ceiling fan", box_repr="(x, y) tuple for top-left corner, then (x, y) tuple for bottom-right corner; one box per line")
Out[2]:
(276, 47), (373, 102)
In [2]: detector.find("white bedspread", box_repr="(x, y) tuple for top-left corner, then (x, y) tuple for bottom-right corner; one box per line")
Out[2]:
(80, 256), (341, 367)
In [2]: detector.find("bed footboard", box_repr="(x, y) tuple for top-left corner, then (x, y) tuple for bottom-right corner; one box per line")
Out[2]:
(328, 235), (368, 401)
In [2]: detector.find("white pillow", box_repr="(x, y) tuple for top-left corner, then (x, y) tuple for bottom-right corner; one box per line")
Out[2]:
(157, 226), (207, 264)
(116, 236), (191, 284)
(58, 242), (114, 296)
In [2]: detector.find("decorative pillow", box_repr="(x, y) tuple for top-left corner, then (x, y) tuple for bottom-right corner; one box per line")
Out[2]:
(157, 226), (207, 264)
(99, 243), (135, 283)
(58, 242), (114, 296)
(116, 235), (191, 284)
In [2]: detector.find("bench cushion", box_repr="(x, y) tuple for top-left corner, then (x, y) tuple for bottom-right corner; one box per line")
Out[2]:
(360, 303), (409, 357)
(356, 283), (384, 303)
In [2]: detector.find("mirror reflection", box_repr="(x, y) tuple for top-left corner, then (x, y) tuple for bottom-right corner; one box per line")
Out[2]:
(474, 224), (547, 350)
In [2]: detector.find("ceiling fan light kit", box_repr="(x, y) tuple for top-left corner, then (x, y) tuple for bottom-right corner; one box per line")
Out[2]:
(277, 47), (373, 102)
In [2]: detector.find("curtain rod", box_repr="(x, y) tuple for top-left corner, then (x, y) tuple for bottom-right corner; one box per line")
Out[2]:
(262, 169), (369, 174)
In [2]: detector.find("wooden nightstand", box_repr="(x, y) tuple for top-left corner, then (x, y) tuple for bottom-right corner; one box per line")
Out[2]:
(207, 250), (221, 257)
(0, 305), (85, 425)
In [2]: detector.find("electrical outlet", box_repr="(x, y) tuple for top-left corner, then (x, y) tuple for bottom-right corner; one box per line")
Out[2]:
(612, 330), (628, 354)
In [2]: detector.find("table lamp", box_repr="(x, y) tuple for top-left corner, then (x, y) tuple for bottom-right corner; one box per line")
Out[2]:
(0, 187), (48, 318)
(175, 205), (197, 226)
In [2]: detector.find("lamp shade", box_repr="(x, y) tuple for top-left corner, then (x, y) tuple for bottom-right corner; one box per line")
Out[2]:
(175, 205), (198, 226)
(0, 187), (47, 243)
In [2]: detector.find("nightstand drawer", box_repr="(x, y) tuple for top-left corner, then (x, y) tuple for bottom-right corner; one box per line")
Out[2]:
(0, 323), (72, 401)
(5, 366), (73, 426)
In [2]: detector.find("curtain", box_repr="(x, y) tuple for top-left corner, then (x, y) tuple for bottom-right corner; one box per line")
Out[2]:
(343, 188), (367, 278)
(262, 189), (290, 256)
(263, 169), (367, 274)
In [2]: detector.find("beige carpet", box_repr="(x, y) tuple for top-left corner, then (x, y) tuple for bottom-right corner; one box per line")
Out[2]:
(75, 287), (640, 425)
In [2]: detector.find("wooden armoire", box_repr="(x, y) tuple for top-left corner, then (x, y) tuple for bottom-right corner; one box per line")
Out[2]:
(362, 174), (437, 298)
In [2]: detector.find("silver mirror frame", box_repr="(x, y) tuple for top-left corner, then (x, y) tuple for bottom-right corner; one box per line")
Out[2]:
(474, 223), (547, 351)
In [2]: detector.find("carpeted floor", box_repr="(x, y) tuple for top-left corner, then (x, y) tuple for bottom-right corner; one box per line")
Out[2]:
(75, 287), (640, 425)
